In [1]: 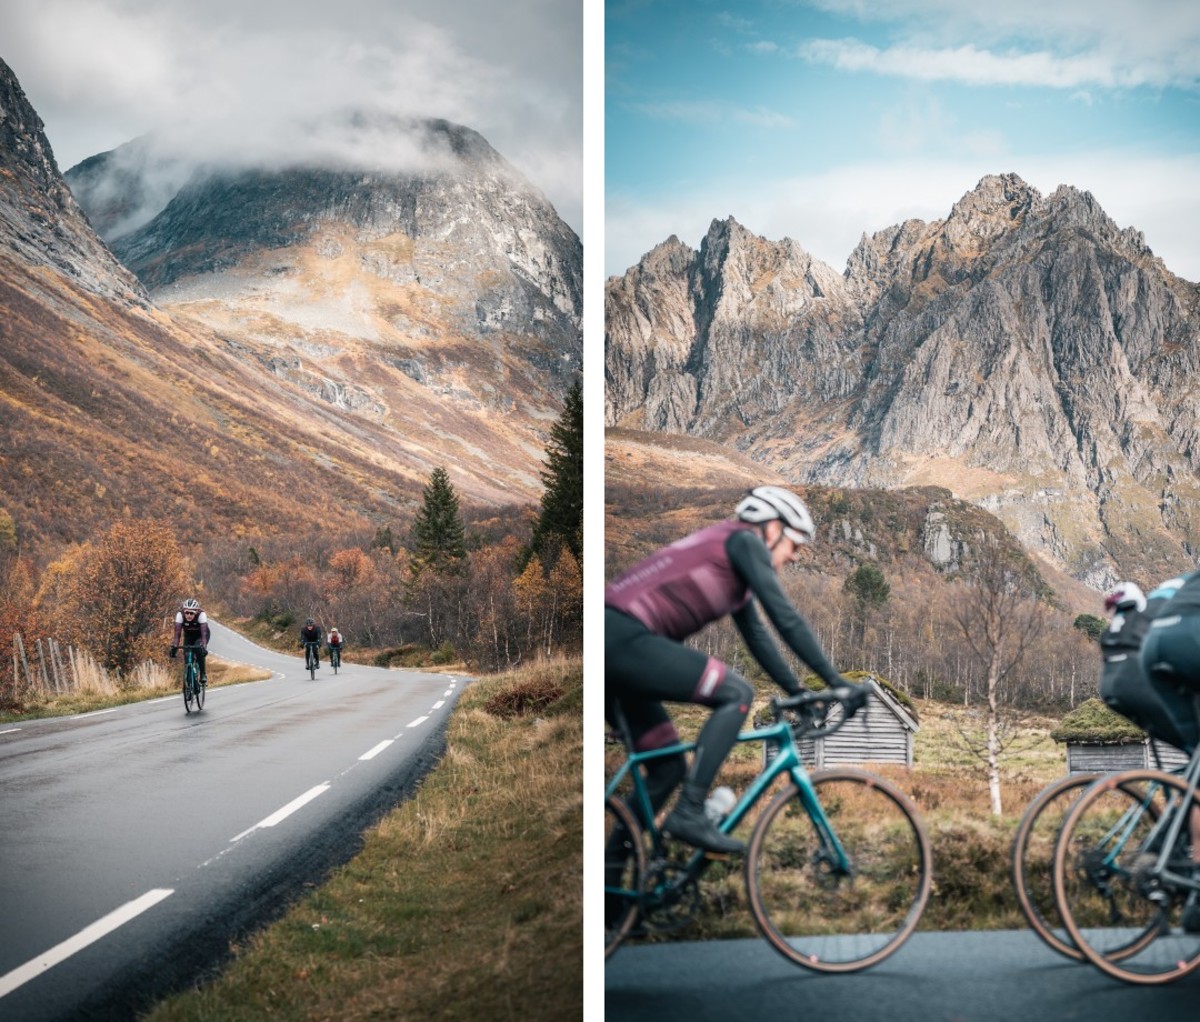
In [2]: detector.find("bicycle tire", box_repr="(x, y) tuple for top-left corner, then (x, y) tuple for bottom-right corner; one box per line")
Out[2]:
(746, 767), (932, 972)
(195, 671), (205, 710)
(1011, 772), (1099, 959)
(333, 650), (339, 674)
(1053, 768), (1200, 984)
(183, 660), (198, 714)
(605, 795), (647, 960)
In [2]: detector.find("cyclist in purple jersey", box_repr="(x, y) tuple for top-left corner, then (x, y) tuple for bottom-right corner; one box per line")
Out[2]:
(606, 486), (867, 854)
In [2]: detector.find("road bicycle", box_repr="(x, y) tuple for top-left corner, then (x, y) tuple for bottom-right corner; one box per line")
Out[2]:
(1010, 734), (1189, 962)
(330, 645), (341, 674)
(1050, 737), (1200, 984)
(303, 640), (320, 680)
(605, 688), (932, 971)
(179, 643), (205, 714)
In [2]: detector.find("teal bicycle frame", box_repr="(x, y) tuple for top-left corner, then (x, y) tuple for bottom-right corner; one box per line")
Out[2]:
(1089, 746), (1200, 898)
(606, 710), (852, 896)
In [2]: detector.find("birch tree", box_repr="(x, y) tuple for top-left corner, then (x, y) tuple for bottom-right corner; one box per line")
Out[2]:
(950, 537), (1046, 815)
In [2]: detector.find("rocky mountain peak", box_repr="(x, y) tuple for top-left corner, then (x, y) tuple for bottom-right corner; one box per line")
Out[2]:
(0, 58), (146, 304)
(607, 173), (1200, 587)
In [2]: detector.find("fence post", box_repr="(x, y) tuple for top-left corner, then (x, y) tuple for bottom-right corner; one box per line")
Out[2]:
(14, 632), (33, 693)
(53, 640), (67, 693)
(36, 639), (49, 692)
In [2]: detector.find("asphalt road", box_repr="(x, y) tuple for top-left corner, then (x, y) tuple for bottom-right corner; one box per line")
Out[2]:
(605, 931), (1200, 1021)
(0, 621), (467, 1021)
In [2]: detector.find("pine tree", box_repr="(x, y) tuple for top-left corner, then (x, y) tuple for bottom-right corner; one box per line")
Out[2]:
(530, 378), (583, 564)
(410, 467), (466, 575)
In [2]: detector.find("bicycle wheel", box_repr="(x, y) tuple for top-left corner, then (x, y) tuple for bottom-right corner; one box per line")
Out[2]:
(605, 795), (646, 960)
(195, 670), (205, 710)
(1054, 768), (1200, 984)
(1012, 773), (1099, 959)
(746, 767), (932, 972)
(333, 651), (339, 674)
(183, 661), (198, 714)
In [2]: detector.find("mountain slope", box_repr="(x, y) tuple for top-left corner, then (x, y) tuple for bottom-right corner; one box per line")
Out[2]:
(65, 116), (582, 511)
(0, 57), (576, 561)
(605, 174), (1200, 587)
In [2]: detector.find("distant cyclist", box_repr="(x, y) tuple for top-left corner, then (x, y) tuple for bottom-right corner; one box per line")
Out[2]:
(170, 597), (210, 685)
(299, 618), (322, 668)
(605, 485), (868, 854)
(327, 627), (344, 664)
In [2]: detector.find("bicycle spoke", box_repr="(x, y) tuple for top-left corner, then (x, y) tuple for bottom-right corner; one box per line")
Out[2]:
(1055, 769), (1200, 984)
(746, 768), (931, 972)
(1011, 773), (1098, 960)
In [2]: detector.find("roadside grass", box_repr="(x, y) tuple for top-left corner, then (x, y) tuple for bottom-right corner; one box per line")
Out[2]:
(607, 683), (1073, 938)
(142, 656), (582, 1022)
(0, 655), (269, 723)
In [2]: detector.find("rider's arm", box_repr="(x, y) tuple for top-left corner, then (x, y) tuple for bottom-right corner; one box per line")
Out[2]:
(726, 529), (843, 690)
(731, 600), (804, 695)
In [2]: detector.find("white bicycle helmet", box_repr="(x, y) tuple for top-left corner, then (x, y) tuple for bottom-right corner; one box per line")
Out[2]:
(735, 486), (815, 545)
(1104, 582), (1146, 614)
(182, 598), (201, 612)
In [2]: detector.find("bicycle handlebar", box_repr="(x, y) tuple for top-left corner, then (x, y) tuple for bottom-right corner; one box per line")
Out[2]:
(770, 687), (869, 741)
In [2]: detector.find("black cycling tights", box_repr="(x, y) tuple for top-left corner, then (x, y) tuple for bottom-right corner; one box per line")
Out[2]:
(606, 608), (753, 794)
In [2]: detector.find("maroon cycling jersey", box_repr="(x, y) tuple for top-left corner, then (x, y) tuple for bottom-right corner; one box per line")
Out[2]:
(605, 520), (756, 641)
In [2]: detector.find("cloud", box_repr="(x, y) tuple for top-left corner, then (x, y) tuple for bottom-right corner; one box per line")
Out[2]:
(797, 38), (1163, 89)
(606, 153), (1200, 283)
(0, 0), (581, 231)
(792, 0), (1200, 90)
(628, 100), (797, 129)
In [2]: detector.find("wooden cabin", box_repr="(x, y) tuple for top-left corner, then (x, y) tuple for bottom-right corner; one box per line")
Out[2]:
(1052, 697), (1190, 774)
(765, 674), (920, 770)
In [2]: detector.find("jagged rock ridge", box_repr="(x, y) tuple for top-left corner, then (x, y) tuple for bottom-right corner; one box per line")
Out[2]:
(605, 173), (1200, 587)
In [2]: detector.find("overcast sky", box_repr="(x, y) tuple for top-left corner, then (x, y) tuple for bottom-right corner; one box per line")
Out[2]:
(0, 0), (583, 234)
(607, 0), (1200, 281)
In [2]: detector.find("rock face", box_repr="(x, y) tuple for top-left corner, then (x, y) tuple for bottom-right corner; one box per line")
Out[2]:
(65, 115), (582, 459)
(606, 173), (1200, 585)
(68, 117), (580, 340)
(0, 57), (146, 305)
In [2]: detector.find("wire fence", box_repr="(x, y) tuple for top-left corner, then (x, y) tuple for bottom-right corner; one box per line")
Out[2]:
(6, 632), (170, 703)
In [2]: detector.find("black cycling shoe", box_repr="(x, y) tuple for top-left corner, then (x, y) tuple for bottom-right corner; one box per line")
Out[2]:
(663, 794), (745, 855)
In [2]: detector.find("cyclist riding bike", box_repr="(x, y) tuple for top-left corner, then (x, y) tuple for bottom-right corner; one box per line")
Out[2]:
(1137, 570), (1200, 933)
(605, 485), (867, 854)
(170, 597), (210, 684)
(299, 618), (322, 668)
(327, 627), (344, 664)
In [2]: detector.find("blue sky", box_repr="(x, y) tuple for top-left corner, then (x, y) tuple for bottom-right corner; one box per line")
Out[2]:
(606, 0), (1200, 281)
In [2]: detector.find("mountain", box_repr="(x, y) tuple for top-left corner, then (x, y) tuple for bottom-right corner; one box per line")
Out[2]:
(65, 115), (582, 512)
(0, 56), (579, 561)
(605, 174), (1200, 588)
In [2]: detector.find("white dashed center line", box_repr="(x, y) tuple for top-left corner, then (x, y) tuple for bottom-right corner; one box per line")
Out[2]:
(406, 716), (429, 728)
(360, 740), (394, 761)
(231, 783), (331, 842)
(0, 888), (175, 999)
